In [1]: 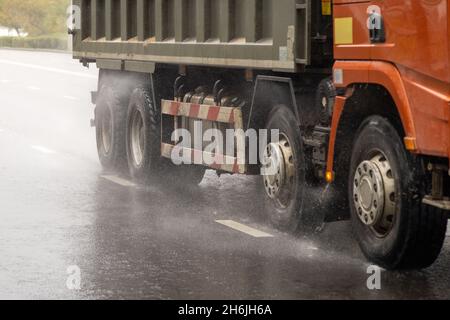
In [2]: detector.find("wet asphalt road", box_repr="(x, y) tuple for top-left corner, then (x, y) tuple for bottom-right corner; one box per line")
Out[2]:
(0, 49), (449, 300)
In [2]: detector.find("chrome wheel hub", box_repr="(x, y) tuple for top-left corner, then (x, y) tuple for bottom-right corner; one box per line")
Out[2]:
(263, 142), (285, 199)
(262, 135), (295, 207)
(353, 154), (396, 235)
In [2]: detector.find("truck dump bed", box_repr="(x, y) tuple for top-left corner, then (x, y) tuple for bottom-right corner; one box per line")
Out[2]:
(72, 0), (327, 72)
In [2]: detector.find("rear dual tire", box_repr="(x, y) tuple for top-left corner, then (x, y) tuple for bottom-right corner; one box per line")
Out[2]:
(125, 87), (205, 186)
(125, 87), (161, 183)
(95, 85), (205, 186)
(95, 85), (128, 172)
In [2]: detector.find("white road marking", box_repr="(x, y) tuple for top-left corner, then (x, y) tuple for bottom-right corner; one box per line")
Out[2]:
(101, 175), (136, 187)
(0, 128), (4, 133)
(216, 220), (274, 238)
(0, 59), (97, 79)
(63, 95), (79, 101)
(31, 145), (56, 154)
(1, 79), (10, 83)
(27, 86), (40, 91)
(447, 224), (450, 237)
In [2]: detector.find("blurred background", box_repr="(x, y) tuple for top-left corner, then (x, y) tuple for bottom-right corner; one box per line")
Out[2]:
(0, 0), (70, 51)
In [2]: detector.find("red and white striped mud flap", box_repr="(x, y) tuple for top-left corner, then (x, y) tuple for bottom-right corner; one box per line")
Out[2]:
(161, 99), (246, 174)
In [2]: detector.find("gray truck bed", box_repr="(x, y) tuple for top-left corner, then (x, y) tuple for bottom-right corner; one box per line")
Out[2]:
(72, 0), (311, 72)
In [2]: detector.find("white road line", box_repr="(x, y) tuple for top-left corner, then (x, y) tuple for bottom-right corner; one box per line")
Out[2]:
(0, 79), (10, 83)
(216, 220), (274, 238)
(31, 145), (57, 154)
(0, 128), (4, 133)
(63, 95), (79, 101)
(27, 86), (40, 91)
(447, 224), (450, 237)
(101, 175), (136, 187)
(0, 59), (97, 79)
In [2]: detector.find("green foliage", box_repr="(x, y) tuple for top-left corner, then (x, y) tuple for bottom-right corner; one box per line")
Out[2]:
(0, 35), (68, 50)
(0, 0), (70, 36)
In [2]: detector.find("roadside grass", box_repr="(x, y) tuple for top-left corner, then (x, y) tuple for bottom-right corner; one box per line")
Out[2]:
(0, 34), (68, 51)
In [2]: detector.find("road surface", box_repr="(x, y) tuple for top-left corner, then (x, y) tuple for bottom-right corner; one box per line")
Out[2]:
(0, 49), (449, 300)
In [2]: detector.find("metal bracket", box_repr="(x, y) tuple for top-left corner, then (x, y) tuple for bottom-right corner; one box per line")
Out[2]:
(174, 76), (186, 100)
(423, 196), (450, 211)
(427, 163), (448, 200)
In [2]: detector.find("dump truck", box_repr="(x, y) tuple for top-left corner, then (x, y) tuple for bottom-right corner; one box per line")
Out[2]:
(71, 0), (450, 270)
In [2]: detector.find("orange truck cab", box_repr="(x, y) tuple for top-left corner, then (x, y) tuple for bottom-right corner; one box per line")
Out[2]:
(330, 0), (450, 179)
(324, 0), (450, 269)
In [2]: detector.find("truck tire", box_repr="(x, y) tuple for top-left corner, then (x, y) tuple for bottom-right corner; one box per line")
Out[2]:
(316, 77), (336, 125)
(349, 116), (448, 270)
(126, 87), (205, 186)
(262, 105), (307, 233)
(126, 87), (162, 182)
(95, 85), (128, 172)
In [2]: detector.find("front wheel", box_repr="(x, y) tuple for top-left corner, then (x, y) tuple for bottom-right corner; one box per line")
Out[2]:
(261, 105), (307, 233)
(349, 116), (448, 270)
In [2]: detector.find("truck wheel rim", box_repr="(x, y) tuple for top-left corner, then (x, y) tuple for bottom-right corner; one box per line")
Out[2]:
(130, 109), (144, 166)
(101, 107), (112, 154)
(263, 134), (295, 209)
(353, 153), (397, 237)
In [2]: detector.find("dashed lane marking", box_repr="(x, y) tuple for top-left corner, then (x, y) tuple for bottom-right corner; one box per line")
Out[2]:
(27, 86), (41, 91)
(101, 175), (137, 188)
(31, 145), (57, 154)
(216, 220), (274, 238)
(63, 95), (79, 101)
(0, 59), (97, 79)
